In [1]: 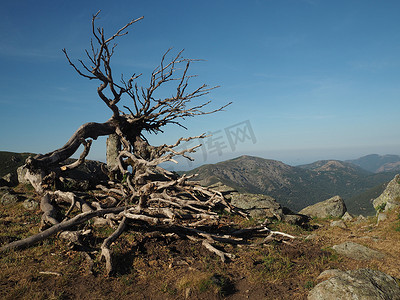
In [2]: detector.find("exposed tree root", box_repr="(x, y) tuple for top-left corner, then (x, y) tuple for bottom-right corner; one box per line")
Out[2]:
(0, 206), (125, 252)
(101, 217), (127, 275)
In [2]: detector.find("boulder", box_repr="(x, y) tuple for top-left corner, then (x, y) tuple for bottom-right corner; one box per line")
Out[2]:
(308, 268), (400, 300)
(209, 183), (308, 224)
(0, 187), (10, 199)
(373, 174), (400, 211)
(357, 215), (366, 220)
(332, 241), (385, 260)
(1, 192), (19, 205)
(341, 212), (353, 221)
(299, 196), (346, 218)
(17, 166), (30, 185)
(228, 192), (284, 219)
(283, 214), (309, 225)
(354, 215), (367, 224)
(23, 198), (39, 210)
(330, 220), (347, 229)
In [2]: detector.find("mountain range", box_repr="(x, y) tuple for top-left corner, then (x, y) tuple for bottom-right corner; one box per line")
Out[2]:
(186, 154), (400, 215)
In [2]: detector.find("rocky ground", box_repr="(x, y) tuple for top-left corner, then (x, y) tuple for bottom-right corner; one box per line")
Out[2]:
(1, 169), (400, 299)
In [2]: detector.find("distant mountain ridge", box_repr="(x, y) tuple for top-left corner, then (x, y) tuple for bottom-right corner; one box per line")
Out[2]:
(188, 155), (398, 214)
(347, 154), (400, 173)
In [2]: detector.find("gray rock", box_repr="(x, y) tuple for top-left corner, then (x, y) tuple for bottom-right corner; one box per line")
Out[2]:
(315, 269), (346, 281)
(332, 241), (385, 260)
(229, 193), (284, 219)
(1, 192), (19, 205)
(23, 198), (39, 210)
(354, 215), (367, 224)
(299, 196), (347, 218)
(17, 166), (30, 185)
(373, 174), (400, 211)
(341, 212), (353, 221)
(330, 220), (347, 229)
(357, 215), (366, 220)
(308, 268), (400, 300)
(283, 214), (307, 225)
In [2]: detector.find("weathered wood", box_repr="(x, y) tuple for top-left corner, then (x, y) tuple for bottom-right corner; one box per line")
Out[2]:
(26, 120), (116, 169)
(0, 206), (125, 252)
(61, 139), (92, 171)
(40, 193), (59, 230)
(101, 216), (127, 275)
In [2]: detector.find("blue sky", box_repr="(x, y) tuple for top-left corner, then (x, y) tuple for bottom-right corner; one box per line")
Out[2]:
(1, 0), (400, 168)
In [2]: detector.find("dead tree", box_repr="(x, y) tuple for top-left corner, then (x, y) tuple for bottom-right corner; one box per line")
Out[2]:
(0, 12), (295, 275)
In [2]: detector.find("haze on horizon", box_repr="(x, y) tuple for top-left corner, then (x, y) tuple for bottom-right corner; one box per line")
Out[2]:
(1, 0), (399, 169)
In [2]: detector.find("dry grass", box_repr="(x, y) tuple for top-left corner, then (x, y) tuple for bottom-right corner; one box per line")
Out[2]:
(1, 193), (399, 299)
(309, 208), (400, 279)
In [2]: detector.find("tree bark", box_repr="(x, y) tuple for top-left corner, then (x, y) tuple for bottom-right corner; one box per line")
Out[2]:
(26, 120), (117, 169)
(106, 133), (121, 170)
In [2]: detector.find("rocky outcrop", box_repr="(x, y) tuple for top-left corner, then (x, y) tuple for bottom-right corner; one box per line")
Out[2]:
(299, 195), (346, 218)
(209, 182), (308, 225)
(209, 182), (285, 219)
(229, 192), (284, 219)
(17, 166), (30, 185)
(341, 212), (353, 221)
(308, 268), (400, 300)
(373, 174), (400, 211)
(332, 241), (385, 260)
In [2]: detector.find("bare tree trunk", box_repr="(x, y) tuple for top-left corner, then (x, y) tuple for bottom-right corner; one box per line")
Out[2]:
(106, 133), (121, 170)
